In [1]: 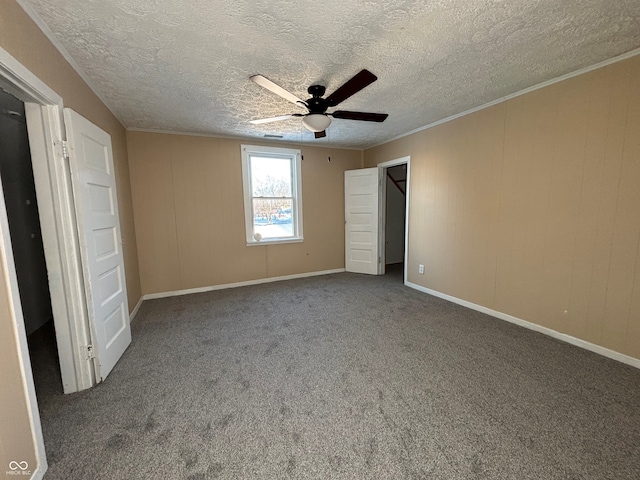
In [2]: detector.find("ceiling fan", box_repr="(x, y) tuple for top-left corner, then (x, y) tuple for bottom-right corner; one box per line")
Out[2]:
(249, 69), (388, 138)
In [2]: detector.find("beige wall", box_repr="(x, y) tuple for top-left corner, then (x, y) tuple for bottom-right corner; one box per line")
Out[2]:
(127, 132), (362, 295)
(365, 55), (640, 360)
(0, 0), (142, 473)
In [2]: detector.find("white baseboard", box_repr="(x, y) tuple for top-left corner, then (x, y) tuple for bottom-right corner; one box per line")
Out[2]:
(31, 462), (46, 480)
(406, 281), (640, 370)
(129, 296), (144, 323)
(143, 268), (346, 301)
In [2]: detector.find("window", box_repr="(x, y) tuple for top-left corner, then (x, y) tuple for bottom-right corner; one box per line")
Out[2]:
(241, 144), (303, 245)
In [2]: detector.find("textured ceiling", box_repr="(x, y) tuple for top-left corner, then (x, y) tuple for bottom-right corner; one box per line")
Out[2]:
(19, 0), (640, 149)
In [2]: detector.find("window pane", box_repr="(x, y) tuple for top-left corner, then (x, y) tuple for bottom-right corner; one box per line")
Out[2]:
(250, 156), (292, 197)
(242, 145), (302, 245)
(252, 198), (293, 240)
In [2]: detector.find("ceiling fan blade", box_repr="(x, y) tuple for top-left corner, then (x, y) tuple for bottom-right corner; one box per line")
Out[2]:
(325, 70), (378, 107)
(314, 131), (326, 139)
(249, 114), (303, 125)
(250, 75), (306, 106)
(330, 110), (388, 122)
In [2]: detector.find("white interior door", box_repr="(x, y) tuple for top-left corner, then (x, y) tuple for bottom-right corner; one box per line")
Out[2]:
(64, 108), (130, 382)
(345, 167), (380, 275)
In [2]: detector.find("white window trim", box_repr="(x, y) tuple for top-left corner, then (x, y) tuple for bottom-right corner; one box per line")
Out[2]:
(241, 144), (303, 246)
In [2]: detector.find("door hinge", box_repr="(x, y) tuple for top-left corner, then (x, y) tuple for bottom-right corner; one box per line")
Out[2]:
(55, 140), (70, 161)
(86, 344), (95, 359)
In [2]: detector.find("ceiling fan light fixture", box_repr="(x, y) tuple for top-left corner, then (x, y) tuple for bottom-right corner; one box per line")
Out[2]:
(249, 70), (386, 139)
(302, 114), (331, 132)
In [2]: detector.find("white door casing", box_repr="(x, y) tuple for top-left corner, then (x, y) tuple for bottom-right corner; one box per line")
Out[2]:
(64, 109), (130, 381)
(345, 167), (380, 275)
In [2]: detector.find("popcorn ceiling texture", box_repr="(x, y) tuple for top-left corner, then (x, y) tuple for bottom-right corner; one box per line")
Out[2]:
(21, 0), (640, 148)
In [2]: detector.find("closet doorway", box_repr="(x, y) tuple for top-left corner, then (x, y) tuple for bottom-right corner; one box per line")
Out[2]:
(0, 88), (61, 399)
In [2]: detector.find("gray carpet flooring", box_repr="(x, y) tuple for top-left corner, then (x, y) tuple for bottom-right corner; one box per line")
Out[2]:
(32, 268), (640, 479)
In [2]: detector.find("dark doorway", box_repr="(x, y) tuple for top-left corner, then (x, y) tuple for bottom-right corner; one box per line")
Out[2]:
(0, 88), (61, 398)
(384, 163), (407, 280)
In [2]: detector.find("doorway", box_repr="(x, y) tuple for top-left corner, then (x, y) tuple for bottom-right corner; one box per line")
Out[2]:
(0, 88), (62, 400)
(377, 156), (410, 282)
(383, 164), (407, 279)
(344, 157), (410, 280)
(0, 46), (97, 396)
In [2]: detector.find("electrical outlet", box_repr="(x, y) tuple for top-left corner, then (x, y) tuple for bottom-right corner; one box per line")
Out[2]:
(418, 264), (424, 274)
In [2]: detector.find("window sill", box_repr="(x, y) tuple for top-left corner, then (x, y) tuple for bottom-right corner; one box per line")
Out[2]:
(246, 237), (304, 247)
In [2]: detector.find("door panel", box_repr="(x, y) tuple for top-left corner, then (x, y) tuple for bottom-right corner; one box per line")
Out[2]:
(345, 168), (380, 275)
(64, 109), (130, 381)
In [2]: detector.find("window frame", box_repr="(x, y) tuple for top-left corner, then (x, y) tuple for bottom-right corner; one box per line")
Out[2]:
(241, 144), (303, 246)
